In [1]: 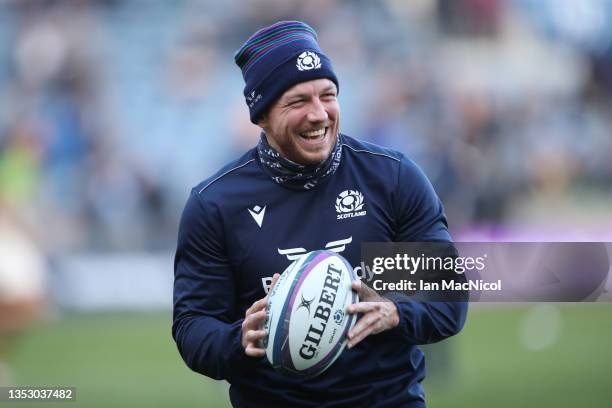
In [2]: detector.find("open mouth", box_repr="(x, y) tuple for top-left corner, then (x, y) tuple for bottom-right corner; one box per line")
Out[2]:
(299, 127), (327, 141)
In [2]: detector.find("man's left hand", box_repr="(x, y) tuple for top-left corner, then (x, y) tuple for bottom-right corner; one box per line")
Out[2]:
(346, 280), (399, 348)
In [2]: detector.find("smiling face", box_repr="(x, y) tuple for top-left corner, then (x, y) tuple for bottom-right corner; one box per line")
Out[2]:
(258, 78), (340, 165)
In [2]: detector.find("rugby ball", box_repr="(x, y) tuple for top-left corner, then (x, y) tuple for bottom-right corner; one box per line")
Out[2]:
(263, 250), (359, 378)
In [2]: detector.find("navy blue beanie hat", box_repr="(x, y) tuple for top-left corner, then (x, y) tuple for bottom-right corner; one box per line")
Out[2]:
(234, 21), (339, 124)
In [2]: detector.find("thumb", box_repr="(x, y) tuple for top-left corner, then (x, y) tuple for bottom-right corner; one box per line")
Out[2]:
(351, 279), (362, 293)
(268, 273), (281, 296)
(353, 279), (379, 301)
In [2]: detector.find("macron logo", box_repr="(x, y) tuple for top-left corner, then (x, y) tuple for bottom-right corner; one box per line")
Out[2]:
(248, 205), (266, 228)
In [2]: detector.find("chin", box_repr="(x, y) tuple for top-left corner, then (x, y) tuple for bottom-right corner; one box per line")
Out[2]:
(297, 148), (333, 165)
(302, 139), (337, 164)
(300, 156), (326, 165)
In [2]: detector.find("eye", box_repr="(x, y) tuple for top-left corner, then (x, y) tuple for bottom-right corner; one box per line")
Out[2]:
(321, 93), (337, 100)
(287, 99), (305, 107)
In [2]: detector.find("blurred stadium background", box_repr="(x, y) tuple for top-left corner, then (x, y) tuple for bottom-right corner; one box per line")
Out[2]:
(0, 0), (611, 407)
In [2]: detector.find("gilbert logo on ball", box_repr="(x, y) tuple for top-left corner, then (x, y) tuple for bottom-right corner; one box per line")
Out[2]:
(263, 250), (358, 378)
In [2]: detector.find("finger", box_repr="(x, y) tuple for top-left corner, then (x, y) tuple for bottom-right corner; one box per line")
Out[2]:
(245, 344), (266, 357)
(347, 302), (376, 315)
(245, 329), (267, 343)
(348, 312), (379, 340)
(348, 321), (376, 349)
(357, 281), (379, 301)
(244, 309), (267, 329)
(246, 296), (269, 316)
(268, 273), (281, 294)
(353, 279), (377, 300)
(370, 319), (387, 335)
(249, 309), (268, 326)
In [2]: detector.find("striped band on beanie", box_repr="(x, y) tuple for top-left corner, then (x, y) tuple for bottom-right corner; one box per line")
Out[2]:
(234, 21), (339, 124)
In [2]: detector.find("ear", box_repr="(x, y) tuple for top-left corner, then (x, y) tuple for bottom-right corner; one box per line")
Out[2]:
(257, 113), (268, 130)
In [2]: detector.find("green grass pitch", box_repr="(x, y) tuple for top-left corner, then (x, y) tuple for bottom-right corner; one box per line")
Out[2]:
(4, 303), (612, 407)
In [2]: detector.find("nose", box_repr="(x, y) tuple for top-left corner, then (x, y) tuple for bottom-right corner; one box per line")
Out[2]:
(306, 99), (328, 123)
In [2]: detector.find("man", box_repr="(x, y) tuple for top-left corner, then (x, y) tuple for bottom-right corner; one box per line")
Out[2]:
(173, 21), (467, 407)
(0, 208), (46, 386)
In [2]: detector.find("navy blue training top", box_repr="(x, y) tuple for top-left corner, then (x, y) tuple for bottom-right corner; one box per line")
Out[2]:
(173, 134), (468, 407)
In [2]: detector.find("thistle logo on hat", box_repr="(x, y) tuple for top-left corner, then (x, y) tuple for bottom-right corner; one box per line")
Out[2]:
(234, 21), (339, 124)
(296, 51), (321, 71)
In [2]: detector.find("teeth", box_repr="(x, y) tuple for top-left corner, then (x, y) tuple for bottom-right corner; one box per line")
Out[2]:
(301, 128), (326, 138)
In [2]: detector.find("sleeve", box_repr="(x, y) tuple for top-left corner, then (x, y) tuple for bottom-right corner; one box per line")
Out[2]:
(172, 189), (252, 381)
(385, 157), (468, 344)
(393, 157), (451, 243)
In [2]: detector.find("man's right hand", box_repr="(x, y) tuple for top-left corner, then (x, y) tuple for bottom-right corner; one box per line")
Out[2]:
(241, 273), (280, 357)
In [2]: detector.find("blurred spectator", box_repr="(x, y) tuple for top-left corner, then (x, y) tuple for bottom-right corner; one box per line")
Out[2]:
(0, 206), (47, 385)
(0, 0), (610, 252)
